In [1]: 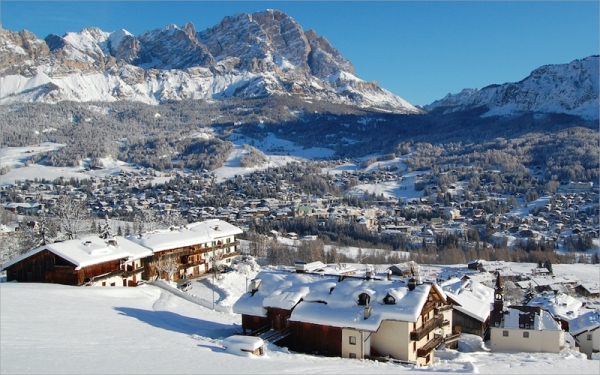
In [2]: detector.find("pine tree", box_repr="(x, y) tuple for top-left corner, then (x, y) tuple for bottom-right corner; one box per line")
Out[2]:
(524, 282), (537, 304)
(99, 217), (113, 239)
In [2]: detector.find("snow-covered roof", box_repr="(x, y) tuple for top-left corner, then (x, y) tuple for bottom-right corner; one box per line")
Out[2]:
(126, 219), (242, 252)
(569, 310), (600, 336)
(526, 291), (583, 321)
(1, 236), (152, 271)
(501, 307), (562, 331)
(233, 269), (441, 331)
(222, 335), (264, 356)
(441, 278), (494, 323)
(576, 283), (600, 294)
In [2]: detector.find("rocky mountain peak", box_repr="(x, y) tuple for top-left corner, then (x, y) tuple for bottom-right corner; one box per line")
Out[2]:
(0, 9), (422, 113)
(0, 28), (50, 76)
(138, 23), (213, 69)
(424, 56), (599, 119)
(305, 29), (355, 78)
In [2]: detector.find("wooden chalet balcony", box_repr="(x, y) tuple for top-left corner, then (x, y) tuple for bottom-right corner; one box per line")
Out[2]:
(417, 334), (443, 358)
(444, 331), (461, 345)
(181, 259), (206, 269)
(435, 305), (453, 314)
(209, 240), (240, 251)
(222, 251), (239, 259)
(410, 315), (444, 341)
(122, 267), (144, 278)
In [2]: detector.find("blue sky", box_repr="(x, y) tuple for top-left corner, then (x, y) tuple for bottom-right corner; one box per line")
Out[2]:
(1, 1), (598, 106)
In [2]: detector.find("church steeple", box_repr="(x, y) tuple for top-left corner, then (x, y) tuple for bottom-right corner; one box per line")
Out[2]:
(493, 271), (504, 312)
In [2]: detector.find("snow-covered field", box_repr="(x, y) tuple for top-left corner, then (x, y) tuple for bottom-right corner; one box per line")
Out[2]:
(1, 262), (599, 374)
(0, 142), (142, 186)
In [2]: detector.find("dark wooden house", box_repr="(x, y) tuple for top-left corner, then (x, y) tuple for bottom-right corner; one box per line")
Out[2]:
(1, 236), (151, 286)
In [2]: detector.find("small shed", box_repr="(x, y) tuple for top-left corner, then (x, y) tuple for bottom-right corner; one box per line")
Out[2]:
(222, 335), (265, 357)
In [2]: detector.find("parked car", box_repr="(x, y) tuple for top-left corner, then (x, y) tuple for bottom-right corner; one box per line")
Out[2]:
(178, 280), (193, 291)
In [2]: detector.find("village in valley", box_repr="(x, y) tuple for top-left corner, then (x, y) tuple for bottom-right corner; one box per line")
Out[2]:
(1, 152), (599, 366)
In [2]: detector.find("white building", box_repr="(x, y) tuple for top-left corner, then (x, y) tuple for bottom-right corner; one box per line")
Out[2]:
(569, 310), (600, 359)
(489, 272), (565, 353)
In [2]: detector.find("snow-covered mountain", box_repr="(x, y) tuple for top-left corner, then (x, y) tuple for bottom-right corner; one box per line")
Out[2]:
(0, 10), (421, 114)
(424, 56), (599, 119)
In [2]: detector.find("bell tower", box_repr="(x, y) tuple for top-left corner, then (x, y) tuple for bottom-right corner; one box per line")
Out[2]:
(493, 271), (504, 312)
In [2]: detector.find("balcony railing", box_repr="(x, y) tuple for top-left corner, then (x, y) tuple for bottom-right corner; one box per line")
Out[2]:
(435, 305), (453, 314)
(410, 315), (444, 341)
(122, 267), (144, 278)
(444, 331), (461, 344)
(417, 334), (443, 357)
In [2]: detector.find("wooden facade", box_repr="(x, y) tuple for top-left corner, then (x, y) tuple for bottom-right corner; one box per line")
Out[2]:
(142, 240), (240, 282)
(5, 249), (127, 286)
(451, 309), (488, 337)
(6, 249), (79, 285)
(241, 314), (270, 334)
(288, 321), (342, 357)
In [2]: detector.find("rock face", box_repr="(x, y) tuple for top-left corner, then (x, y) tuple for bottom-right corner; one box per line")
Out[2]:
(424, 56), (599, 119)
(0, 29), (51, 76)
(0, 10), (421, 113)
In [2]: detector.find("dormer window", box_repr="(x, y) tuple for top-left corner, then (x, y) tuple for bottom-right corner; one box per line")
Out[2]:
(383, 293), (396, 305)
(358, 292), (370, 306)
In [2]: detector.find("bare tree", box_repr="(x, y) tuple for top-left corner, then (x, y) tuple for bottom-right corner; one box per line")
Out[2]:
(154, 256), (180, 282)
(160, 210), (185, 229)
(16, 223), (43, 255)
(0, 235), (20, 267)
(0, 208), (17, 225)
(53, 195), (89, 240)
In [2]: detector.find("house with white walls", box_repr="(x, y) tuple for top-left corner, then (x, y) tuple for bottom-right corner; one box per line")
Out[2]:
(233, 267), (457, 366)
(489, 272), (565, 353)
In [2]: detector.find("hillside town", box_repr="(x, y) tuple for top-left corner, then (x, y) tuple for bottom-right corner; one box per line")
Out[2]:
(1, 159), (598, 264)
(1, 156), (598, 365)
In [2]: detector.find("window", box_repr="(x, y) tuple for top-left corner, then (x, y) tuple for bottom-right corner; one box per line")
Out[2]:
(523, 331), (529, 338)
(587, 334), (592, 341)
(503, 330), (509, 337)
(349, 353), (356, 359)
(226, 238), (231, 244)
(349, 336), (356, 345)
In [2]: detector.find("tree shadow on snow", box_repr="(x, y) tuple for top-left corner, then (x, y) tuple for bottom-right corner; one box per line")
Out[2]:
(113, 307), (239, 339)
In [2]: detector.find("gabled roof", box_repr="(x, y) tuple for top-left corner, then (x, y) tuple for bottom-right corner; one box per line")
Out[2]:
(499, 306), (562, 331)
(442, 278), (494, 323)
(126, 219), (242, 252)
(569, 310), (600, 336)
(526, 291), (583, 321)
(233, 269), (440, 332)
(1, 236), (152, 271)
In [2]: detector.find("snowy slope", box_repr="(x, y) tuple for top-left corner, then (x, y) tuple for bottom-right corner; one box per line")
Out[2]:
(1, 262), (599, 374)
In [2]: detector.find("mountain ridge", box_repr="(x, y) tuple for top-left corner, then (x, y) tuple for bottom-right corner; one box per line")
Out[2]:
(423, 55), (599, 119)
(0, 10), (421, 114)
